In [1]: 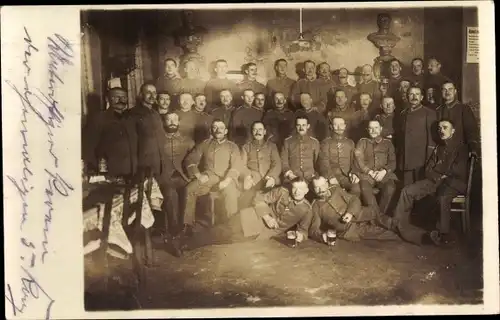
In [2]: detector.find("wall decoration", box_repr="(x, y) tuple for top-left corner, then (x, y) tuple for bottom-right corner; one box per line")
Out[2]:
(367, 13), (401, 79)
(173, 10), (208, 66)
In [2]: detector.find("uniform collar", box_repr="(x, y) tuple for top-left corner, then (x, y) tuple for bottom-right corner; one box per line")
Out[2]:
(408, 104), (423, 112)
(292, 198), (306, 205)
(165, 131), (181, 139)
(371, 136), (383, 144)
(211, 137), (227, 144)
(444, 100), (459, 109)
(305, 75), (316, 81)
(164, 74), (180, 80)
(332, 133), (346, 140)
(251, 139), (266, 146)
(380, 112), (394, 118)
(335, 105), (350, 112)
(295, 133), (309, 140)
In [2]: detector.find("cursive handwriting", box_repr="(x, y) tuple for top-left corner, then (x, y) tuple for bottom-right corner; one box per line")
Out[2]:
(5, 266), (55, 320)
(41, 169), (74, 263)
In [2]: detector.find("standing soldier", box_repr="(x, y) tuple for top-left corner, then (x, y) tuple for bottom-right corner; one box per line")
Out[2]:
(436, 81), (480, 156)
(236, 62), (266, 106)
(175, 92), (198, 140)
(155, 91), (172, 115)
(179, 59), (206, 98)
(331, 68), (358, 110)
(262, 92), (296, 150)
(425, 57), (452, 93)
(291, 60), (327, 112)
(281, 116), (320, 184)
(354, 120), (398, 217)
(318, 116), (361, 196)
(357, 64), (379, 104)
(397, 86), (437, 186)
(327, 89), (357, 139)
(157, 112), (195, 255)
(295, 92), (330, 141)
(240, 121), (282, 208)
(193, 93), (214, 144)
(351, 92), (374, 142)
(316, 62), (336, 114)
(387, 58), (404, 98)
(182, 119), (242, 235)
(230, 89), (264, 147)
(204, 59), (238, 111)
(374, 96), (397, 140)
(211, 89), (236, 128)
(266, 59), (295, 109)
(156, 58), (182, 109)
(408, 58), (425, 88)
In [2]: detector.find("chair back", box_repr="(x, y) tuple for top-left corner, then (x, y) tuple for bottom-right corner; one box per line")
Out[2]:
(465, 154), (477, 208)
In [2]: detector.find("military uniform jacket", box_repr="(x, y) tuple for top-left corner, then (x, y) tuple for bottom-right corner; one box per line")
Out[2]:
(397, 104), (437, 171)
(327, 106), (357, 139)
(262, 108), (295, 149)
(317, 78), (336, 114)
(193, 110), (214, 144)
(157, 75), (182, 109)
(229, 106), (264, 146)
(185, 138), (241, 180)
(309, 186), (362, 241)
(424, 73), (451, 91)
(241, 139), (281, 183)
(83, 108), (138, 177)
(281, 134), (320, 180)
(408, 73), (425, 88)
(130, 105), (167, 175)
(210, 105), (236, 129)
(374, 113), (395, 138)
(295, 108), (329, 141)
(236, 79), (266, 106)
(436, 100), (480, 153)
(424, 136), (469, 193)
(291, 78), (327, 111)
(179, 78), (206, 97)
(160, 132), (195, 182)
(175, 109), (198, 141)
(318, 135), (357, 186)
(330, 84), (358, 109)
(354, 137), (397, 182)
(266, 76), (295, 100)
(204, 77), (238, 110)
(357, 80), (379, 100)
(253, 187), (313, 239)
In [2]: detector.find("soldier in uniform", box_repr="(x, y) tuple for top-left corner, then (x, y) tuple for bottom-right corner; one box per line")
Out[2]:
(354, 120), (398, 217)
(436, 81), (480, 156)
(424, 85), (440, 110)
(254, 92), (266, 111)
(425, 57), (452, 93)
(174, 92), (198, 140)
(156, 58), (182, 110)
(157, 112), (195, 253)
(179, 59), (206, 98)
(357, 64), (379, 102)
(387, 58), (404, 98)
(331, 68), (358, 110)
(130, 83), (167, 180)
(327, 89), (357, 139)
(408, 58), (425, 88)
(281, 116), (320, 184)
(239, 121), (282, 208)
(309, 177), (397, 243)
(291, 60), (327, 112)
(266, 59), (296, 109)
(372, 77), (390, 114)
(182, 119), (241, 234)
(83, 87), (138, 178)
(395, 78), (411, 114)
(262, 91), (295, 150)
(318, 116), (361, 196)
(210, 89), (236, 128)
(236, 62), (266, 106)
(193, 93), (214, 144)
(178, 178), (313, 253)
(397, 86), (437, 186)
(374, 96), (396, 140)
(379, 119), (469, 246)
(351, 92), (374, 142)
(204, 59), (238, 111)
(155, 91), (171, 115)
(295, 92), (329, 141)
(316, 62), (336, 114)
(229, 89), (263, 147)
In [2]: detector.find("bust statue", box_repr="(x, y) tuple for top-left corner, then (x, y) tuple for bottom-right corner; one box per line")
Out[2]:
(367, 13), (401, 79)
(173, 10), (207, 66)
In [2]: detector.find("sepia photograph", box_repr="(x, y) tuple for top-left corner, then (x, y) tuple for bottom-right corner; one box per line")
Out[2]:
(80, 4), (486, 312)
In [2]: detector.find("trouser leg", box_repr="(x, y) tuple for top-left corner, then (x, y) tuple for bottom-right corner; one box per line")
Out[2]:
(393, 179), (437, 245)
(221, 179), (240, 219)
(359, 180), (378, 211)
(378, 179), (396, 216)
(182, 175), (219, 226)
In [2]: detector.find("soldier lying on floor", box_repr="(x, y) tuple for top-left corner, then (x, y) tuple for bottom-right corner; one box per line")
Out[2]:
(176, 177), (313, 255)
(308, 176), (399, 243)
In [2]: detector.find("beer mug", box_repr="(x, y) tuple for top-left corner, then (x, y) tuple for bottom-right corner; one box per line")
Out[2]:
(286, 230), (297, 248)
(326, 229), (337, 246)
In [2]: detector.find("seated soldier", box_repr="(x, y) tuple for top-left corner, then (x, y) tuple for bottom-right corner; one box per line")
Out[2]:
(379, 119), (469, 246)
(354, 120), (398, 217)
(318, 116), (361, 196)
(281, 116), (320, 185)
(182, 119), (241, 235)
(178, 178), (313, 254)
(240, 121), (282, 208)
(309, 177), (399, 243)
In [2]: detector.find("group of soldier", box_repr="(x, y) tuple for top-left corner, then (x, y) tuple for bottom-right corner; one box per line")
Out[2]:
(82, 55), (480, 258)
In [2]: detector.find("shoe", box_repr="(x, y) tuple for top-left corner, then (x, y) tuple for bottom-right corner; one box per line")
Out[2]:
(429, 230), (442, 246)
(376, 215), (395, 231)
(181, 224), (194, 238)
(170, 236), (184, 258)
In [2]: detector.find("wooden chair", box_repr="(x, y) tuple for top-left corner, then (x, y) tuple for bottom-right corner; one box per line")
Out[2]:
(450, 154), (477, 237)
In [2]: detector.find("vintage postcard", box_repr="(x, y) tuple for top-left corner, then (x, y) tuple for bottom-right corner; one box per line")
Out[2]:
(2, 2), (498, 319)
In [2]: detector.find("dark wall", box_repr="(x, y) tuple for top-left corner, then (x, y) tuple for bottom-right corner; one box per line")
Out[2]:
(423, 7), (464, 94)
